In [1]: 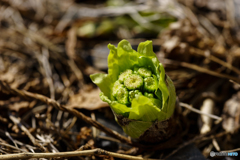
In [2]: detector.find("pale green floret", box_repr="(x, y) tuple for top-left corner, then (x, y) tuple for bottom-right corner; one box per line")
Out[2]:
(124, 74), (143, 90)
(133, 70), (138, 74)
(100, 92), (111, 104)
(119, 69), (133, 83)
(144, 92), (154, 98)
(116, 87), (129, 105)
(129, 90), (142, 102)
(112, 80), (124, 97)
(144, 77), (157, 92)
(138, 68), (152, 78)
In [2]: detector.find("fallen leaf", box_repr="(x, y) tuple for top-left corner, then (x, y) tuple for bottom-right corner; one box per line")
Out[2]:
(67, 88), (109, 110)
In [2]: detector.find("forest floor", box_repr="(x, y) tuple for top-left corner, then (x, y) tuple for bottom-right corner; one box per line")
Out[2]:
(0, 0), (240, 159)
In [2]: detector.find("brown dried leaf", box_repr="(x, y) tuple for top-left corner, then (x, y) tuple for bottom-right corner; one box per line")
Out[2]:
(162, 36), (180, 53)
(67, 88), (108, 110)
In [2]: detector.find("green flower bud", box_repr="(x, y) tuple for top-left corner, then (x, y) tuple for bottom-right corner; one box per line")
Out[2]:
(144, 77), (157, 92)
(115, 87), (129, 105)
(118, 69), (132, 83)
(144, 92), (154, 98)
(90, 40), (176, 142)
(129, 90), (142, 102)
(124, 74), (143, 90)
(138, 68), (152, 78)
(112, 80), (124, 97)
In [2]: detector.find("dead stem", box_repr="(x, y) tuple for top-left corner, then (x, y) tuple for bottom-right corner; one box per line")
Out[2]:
(0, 148), (161, 160)
(0, 81), (133, 146)
(164, 59), (240, 84)
(9, 115), (48, 152)
(179, 102), (222, 121)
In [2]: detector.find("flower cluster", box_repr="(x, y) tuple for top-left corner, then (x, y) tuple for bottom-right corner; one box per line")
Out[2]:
(112, 67), (160, 106)
(90, 40), (176, 138)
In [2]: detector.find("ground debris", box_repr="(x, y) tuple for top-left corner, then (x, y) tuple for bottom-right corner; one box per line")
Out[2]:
(0, 0), (240, 159)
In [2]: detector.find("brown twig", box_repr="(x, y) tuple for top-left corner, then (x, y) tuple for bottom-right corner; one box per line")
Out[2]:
(196, 125), (240, 145)
(164, 59), (240, 83)
(9, 115), (47, 152)
(222, 148), (240, 152)
(0, 81), (132, 146)
(179, 102), (222, 121)
(0, 81), (183, 150)
(0, 80), (182, 150)
(0, 148), (160, 160)
(189, 47), (240, 75)
(0, 142), (29, 153)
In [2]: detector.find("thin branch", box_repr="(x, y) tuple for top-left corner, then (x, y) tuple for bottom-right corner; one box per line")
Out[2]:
(229, 80), (240, 85)
(41, 47), (55, 100)
(9, 115), (47, 152)
(222, 148), (240, 152)
(0, 148), (160, 160)
(0, 142), (29, 153)
(189, 47), (240, 75)
(179, 102), (222, 121)
(0, 80), (180, 150)
(164, 59), (240, 83)
(180, 62), (240, 83)
(0, 81), (132, 146)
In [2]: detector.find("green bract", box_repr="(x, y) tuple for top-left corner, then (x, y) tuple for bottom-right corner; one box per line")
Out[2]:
(90, 40), (176, 139)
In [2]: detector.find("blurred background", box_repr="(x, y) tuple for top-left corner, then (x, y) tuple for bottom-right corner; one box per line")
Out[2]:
(0, 0), (240, 159)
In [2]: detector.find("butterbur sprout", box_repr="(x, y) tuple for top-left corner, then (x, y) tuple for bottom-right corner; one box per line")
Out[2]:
(90, 40), (177, 143)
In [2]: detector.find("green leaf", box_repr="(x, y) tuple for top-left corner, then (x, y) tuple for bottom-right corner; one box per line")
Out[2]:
(108, 40), (139, 78)
(137, 40), (156, 57)
(129, 96), (161, 122)
(107, 44), (120, 82)
(90, 73), (112, 98)
(162, 75), (176, 118)
(122, 121), (152, 138)
(111, 101), (131, 116)
(158, 63), (170, 112)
